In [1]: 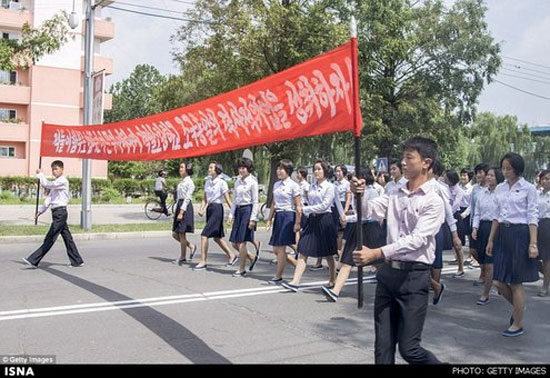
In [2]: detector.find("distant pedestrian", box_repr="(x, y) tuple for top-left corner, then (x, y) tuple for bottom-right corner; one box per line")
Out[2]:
(22, 161), (84, 269)
(155, 170), (169, 216)
(486, 152), (539, 337)
(172, 162), (197, 265)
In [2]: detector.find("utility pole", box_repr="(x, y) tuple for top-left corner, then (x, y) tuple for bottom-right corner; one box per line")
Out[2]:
(81, 0), (96, 230)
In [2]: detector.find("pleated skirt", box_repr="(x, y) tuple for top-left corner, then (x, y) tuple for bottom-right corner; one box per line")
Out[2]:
(433, 224), (445, 269)
(172, 200), (194, 233)
(493, 223), (539, 284)
(201, 203), (225, 238)
(340, 221), (383, 266)
(297, 212), (337, 257)
(538, 218), (550, 261)
(475, 220), (494, 264)
(269, 211), (296, 246)
(229, 204), (255, 243)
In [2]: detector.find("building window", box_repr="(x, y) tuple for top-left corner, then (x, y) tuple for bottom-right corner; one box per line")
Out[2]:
(0, 146), (15, 158)
(0, 70), (16, 85)
(0, 109), (17, 121)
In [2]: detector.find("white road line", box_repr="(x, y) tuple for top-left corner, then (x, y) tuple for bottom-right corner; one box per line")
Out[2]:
(0, 267), (458, 322)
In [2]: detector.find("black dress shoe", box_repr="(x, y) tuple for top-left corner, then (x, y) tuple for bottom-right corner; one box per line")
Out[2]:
(281, 282), (300, 293)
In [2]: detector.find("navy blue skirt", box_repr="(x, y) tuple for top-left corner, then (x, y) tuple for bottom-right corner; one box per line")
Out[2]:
(172, 200), (194, 233)
(538, 218), (550, 261)
(331, 201), (346, 231)
(201, 203), (225, 238)
(269, 211), (296, 246)
(455, 210), (467, 246)
(475, 220), (494, 264)
(229, 204), (255, 243)
(433, 224), (445, 269)
(442, 222), (453, 251)
(340, 221), (383, 266)
(297, 212), (337, 257)
(493, 224), (539, 284)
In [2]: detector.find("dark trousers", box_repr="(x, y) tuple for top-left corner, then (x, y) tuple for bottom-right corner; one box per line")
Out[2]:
(155, 190), (168, 214)
(374, 263), (440, 364)
(27, 207), (83, 266)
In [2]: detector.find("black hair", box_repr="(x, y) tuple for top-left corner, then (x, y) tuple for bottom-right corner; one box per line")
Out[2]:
(500, 152), (524, 177)
(474, 163), (490, 175)
(432, 159), (445, 177)
(237, 157), (254, 173)
(297, 167), (308, 180)
(460, 168), (474, 181)
(181, 161), (194, 176)
(276, 159), (294, 176)
(158, 170), (165, 177)
(445, 169), (460, 186)
(488, 167), (504, 185)
(210, 161), (223, 175)
(314, 160), (332, 180)
(51, 160), (64, 169)
(335, 164), (348, 177)
(389, 159), (402, 173)
(539, 170), (550, 181)
(360, 167), (375, 186)
(402, 136), (438, 170)
(346, 172), (353, 181)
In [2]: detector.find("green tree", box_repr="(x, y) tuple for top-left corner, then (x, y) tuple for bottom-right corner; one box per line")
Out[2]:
(0, 12), (71, 71)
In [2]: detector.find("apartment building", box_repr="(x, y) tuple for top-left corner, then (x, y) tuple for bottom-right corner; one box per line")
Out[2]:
(0, 0), (114, 177)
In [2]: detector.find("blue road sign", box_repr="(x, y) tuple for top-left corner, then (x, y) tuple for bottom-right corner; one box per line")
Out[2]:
(376, 157), (388, 173)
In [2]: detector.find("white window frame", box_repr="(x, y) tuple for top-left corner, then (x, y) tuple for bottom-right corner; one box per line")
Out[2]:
(0, 108), (17, 121)
(0, 145), (15, 158)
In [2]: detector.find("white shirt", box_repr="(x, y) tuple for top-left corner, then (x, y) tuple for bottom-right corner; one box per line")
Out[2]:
(204, 176), (229, 205)
(38, 195), (52, 215)
(472, 187), (498, 229)
(155, 177), (165, 191)
(37, 173), (70, 211)
(459, 182), (473, 208)
(432, 179), (458, 232)
(462, 183), (485, 219)
(448, 184), (464, 214)
(385, 176), (407, 195)
(493, 178), (538, 225)
(374, 182), (385, 197)
(176, 176), (195, 210)
(272, 177), (301, 211)
(334, 178), (350, 203)
(346, 185), (380, 223)
(229, 175), (259, 222)
(303, 180), (336, 216)
(361, 179), (445, 264)
(298, 180), (310, 205)
(538, 189), (550, 219)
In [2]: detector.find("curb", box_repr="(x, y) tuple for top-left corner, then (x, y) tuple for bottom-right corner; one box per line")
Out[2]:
(0, 227), (270, 244)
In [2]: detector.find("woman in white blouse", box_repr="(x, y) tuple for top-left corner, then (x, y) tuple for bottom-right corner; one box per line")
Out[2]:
(471, 167), (503, 304)
(227, 158), (261, 277)
(172, 162), (197, 265)
(487, 153), (539, 337)
(537, 170), (550, 297)
(195, 161), (237, 271)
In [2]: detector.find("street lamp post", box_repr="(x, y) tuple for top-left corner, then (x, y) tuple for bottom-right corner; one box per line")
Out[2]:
(81, 0), (95, 230)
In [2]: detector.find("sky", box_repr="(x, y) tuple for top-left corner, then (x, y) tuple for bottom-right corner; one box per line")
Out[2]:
(100, 0), (550, 127)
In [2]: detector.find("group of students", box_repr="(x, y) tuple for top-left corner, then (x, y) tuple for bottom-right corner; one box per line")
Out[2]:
(21, 136), (549, 364)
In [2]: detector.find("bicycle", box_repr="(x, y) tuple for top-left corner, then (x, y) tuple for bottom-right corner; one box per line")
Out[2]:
(144, 191), (176, 220)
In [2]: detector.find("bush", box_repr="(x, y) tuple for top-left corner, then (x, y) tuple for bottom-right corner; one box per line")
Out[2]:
(112, 178), (140, 197)
(0, 190), (16, 200)
(99, 187), (121, 203)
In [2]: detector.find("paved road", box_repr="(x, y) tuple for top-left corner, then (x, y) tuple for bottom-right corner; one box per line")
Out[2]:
(0, 232), (548, 364)
(0, 204), (212, 226)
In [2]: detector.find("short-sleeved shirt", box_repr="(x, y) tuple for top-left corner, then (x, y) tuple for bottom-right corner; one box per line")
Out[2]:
(204, 176), (229, 204)
(273, 178), (301, 211)
(177, 176), (195, 209)
(230, 175), (259, 221)
(334, 178), (350, 203)
(493, 178), (538, 225)
(472, 188), (498, 228)
(155, 177), (165, 191)
(303, 180), (336, 216)
(539, 189), (550, 219)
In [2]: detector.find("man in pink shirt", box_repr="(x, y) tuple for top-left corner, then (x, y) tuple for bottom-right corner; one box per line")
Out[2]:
(352, 136), (444, 364)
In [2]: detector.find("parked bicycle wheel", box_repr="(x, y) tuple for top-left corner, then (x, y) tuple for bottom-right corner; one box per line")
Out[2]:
(260, 202), (270, 221)
(144, 199), (163, 220)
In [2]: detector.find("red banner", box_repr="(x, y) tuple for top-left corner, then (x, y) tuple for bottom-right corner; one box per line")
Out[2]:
(40, 41), (362, 161)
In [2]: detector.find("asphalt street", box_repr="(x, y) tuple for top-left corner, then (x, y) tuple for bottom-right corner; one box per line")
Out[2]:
(0, 232), (548, 364)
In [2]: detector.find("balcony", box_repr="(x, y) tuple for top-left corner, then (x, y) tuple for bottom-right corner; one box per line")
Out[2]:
(0, 121), (29, 141)
(80, 55), (114, 76)
(82, 18), (115, 42)
(0, 84), (30, 105)
(0, 6), (31, 30)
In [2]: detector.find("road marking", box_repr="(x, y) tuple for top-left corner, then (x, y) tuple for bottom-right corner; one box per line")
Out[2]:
(0, 267), (457, 322)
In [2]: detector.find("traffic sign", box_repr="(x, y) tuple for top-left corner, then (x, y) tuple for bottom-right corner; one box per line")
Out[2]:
(376, 157), (388, 173)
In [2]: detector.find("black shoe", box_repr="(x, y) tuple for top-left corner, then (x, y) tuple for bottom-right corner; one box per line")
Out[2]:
(268, 277), (283, 285)
(433, 283), (446, 305)
(309, 265), (324, 271)
(22, 258), (38, 269)
(281, 282), (300, 293)
(322, 286), (338, 302)
(226, 256), (239, 267)
(232, 270), (247, 278)
(189, 244), (197, 260)
(192, 264), (208, 271)
(173, 258), (187, 266)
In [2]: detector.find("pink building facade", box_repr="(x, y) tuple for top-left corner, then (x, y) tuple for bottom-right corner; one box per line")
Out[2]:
(0, 0), (114, 178)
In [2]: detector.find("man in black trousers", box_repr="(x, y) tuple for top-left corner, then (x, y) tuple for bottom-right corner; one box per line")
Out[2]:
(22, 160), (84, 268)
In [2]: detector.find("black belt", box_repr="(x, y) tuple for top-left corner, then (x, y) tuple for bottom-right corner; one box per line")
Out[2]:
(386, 260), (430, 271)
(52, 206), (67, 211)
(237, 204), (253, 208)
(500, 222), (526, 228)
